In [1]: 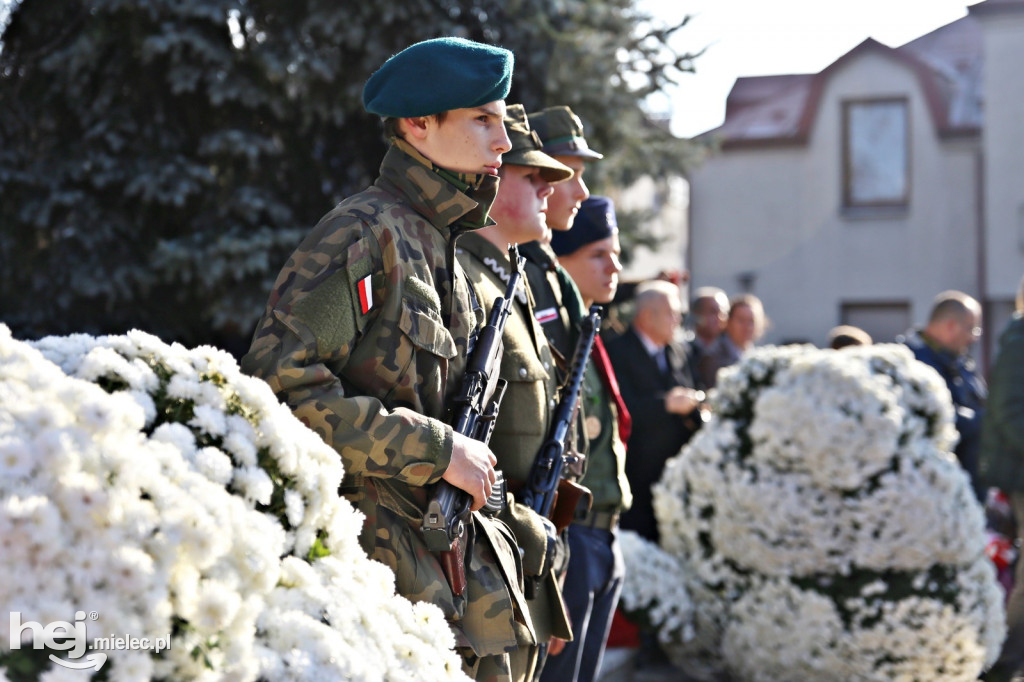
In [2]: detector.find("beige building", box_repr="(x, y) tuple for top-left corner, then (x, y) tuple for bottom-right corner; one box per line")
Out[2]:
(687, 0), (1024, 366)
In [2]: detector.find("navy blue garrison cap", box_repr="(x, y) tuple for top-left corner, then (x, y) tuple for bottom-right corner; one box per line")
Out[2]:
(551, 196), (618, 256)
(362, 37), (514, 118)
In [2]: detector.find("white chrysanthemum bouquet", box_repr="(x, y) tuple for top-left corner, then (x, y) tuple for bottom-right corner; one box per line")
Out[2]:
(649, 343), (1005, 682)
(617, 529), (695, 645)
(0, 324), (468, 682)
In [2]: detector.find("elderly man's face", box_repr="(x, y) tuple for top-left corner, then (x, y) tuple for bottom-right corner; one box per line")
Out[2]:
(640, 294), (682, 346)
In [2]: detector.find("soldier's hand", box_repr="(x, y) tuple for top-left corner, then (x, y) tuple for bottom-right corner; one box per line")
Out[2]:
(444, 432), (498, 511)
(665, 387), (705, 416)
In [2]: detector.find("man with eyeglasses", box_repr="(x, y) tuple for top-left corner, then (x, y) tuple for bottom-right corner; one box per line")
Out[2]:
(901, 290), (988, 501)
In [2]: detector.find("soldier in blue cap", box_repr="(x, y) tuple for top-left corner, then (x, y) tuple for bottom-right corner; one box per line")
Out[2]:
(542, 196), (634, 682)
(243, 37), (539, 682)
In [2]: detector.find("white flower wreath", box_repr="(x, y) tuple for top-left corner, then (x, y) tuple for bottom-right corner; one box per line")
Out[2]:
(645, 343), (1005, 681)
(0, 325), (468, 682)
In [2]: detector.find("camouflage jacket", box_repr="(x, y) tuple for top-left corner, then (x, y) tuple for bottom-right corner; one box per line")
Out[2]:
(242, 141), (533, 657)
(457, 233), (572, 642)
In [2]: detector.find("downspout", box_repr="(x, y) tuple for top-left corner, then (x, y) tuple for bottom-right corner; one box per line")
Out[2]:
(975, 144), (989, 373)
(684, 172), (694, 294)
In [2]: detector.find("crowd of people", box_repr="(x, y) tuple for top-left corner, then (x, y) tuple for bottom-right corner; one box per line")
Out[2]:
(240, 35), (1024, 682)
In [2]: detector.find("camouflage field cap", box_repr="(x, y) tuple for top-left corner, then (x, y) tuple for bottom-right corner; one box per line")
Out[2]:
(502, 104), (574, 183)
(528, 105), (603, 160)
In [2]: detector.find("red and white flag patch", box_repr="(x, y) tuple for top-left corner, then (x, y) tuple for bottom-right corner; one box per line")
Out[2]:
(534, 307), (558, 324)
(357, 275), (373, 314)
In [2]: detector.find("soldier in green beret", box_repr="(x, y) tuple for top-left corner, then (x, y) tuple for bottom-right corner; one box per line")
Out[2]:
(242, 37), (535, 682)
(455, 103), (576, 681)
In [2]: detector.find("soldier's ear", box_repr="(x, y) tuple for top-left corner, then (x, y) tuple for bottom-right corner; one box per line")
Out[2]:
(401, 116), (431, 141)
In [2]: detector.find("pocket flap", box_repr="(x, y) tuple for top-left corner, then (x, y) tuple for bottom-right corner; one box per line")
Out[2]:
(399, 298), (457, 359)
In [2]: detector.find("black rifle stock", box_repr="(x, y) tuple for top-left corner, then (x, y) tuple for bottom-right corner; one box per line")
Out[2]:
(521, 305), (601, 529)
(421, 244), (524, 593)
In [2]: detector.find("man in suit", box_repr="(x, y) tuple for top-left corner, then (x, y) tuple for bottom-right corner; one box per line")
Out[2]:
(605, 279), (705, 542)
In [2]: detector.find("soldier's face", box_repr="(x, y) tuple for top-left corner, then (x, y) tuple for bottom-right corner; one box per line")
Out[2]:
(414, 101), (511, 175)
(490, 165), (555, 244)
(557, 234), (622, 307)
(545, 156), (589, 232)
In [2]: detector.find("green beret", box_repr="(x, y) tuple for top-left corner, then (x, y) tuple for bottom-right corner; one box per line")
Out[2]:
(502, 104), (573, 183)
(362, 37), (514, 118)
(550, 196), (617, 256)
(528, 105), (603, 160)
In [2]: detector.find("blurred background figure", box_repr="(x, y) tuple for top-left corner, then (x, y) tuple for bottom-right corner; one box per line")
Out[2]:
(697, 292), (767, 389)
(828, 324), (873, 349)
(605, 279), (704, 544)
(901, 290), (987, 501)
(687, 286), (730, 390)
(978, 275), (1024, 682)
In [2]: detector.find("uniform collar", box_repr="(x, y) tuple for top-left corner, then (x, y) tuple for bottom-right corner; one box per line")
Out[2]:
(518, 240), (558, 271)
(456, 233), (529, 305)
(375, 139), (498, 234)
(634, 327), (663, 355)
(913, 329), (960, 360)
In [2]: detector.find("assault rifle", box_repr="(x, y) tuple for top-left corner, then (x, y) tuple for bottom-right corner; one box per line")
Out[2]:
(520, 304), (601, 531)
(421, 244), (523, 595)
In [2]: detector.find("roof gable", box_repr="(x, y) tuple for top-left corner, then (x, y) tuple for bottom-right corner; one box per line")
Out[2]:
(704, 17), (982, 148)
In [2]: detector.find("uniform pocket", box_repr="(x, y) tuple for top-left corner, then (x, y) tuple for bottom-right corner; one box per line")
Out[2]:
(398, 297), (457, 359)
(495, 344), (550, 437)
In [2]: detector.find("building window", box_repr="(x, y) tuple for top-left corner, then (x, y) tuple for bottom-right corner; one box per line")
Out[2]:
(842, 99), (909, 209)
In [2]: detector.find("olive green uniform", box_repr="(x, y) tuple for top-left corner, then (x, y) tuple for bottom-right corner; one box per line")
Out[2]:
(242, 140), (535, 680)
(520, 241), (585, 361)
(456, 233), (573, 679)
(577, 361), (631, 517)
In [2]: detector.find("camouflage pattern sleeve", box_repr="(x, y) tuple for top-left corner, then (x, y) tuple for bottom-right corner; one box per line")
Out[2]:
(242, 205), (454, 487)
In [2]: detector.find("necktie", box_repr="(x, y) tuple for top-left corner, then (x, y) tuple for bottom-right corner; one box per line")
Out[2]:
(655, 347), (668, 374)
(592, 335), (632, 446)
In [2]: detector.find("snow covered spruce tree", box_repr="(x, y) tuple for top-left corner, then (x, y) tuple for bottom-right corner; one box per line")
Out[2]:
(0, 0), (700, 352)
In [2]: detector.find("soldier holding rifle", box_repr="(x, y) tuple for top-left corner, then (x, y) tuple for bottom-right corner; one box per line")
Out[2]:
(455, 104), (579, 681)
(242, 38), (535, 682)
